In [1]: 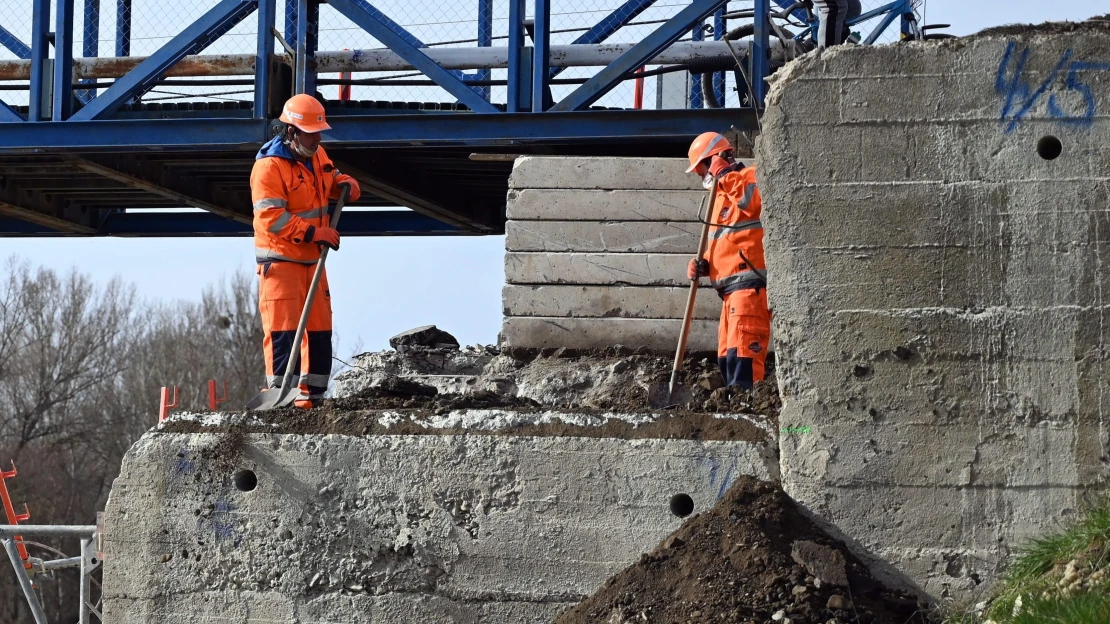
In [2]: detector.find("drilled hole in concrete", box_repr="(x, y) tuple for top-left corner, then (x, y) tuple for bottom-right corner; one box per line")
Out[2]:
(1037, 135), (1062, 160)
(853, 365), (873, 379)
(670, 493), (694, 518)
(233, 469), (257, 492)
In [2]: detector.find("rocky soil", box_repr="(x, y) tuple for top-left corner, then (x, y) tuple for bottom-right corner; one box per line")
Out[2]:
(160, 342), (781, 442)
(555, 476), (930, 624)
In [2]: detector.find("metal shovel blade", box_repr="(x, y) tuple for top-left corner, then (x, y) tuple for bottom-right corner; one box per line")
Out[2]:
(245, 384), (301, 411)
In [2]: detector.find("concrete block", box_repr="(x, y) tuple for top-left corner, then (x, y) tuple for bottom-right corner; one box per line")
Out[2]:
(103, 433), (775, 622)
(762, 27), (1110, 601)
(506, 189), (707, 221)
(501, 317), (718, 353)
(509, 157), (702, 191)
(505, 252), (691, 287)
(506, 220), (702, 253)
(503, 285), (720, 320)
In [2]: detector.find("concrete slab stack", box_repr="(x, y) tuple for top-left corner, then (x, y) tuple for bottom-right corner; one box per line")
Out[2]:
(758, 30), (1110, 599)
(502, 157), (722, 353)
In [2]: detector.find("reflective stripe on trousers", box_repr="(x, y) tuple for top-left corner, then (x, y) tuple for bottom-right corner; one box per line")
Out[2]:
(711, 269), (767, 294)
(255, 247), (317, 265)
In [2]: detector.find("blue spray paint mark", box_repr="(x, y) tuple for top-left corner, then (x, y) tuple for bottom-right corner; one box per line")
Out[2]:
(996, 41), (1110, 134)
(172, 449), (196, 480)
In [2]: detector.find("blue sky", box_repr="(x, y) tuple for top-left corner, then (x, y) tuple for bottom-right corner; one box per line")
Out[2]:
(2, 1), (1103, 356)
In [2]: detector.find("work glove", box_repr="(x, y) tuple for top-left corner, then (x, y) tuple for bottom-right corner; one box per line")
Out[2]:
(687, 258), (709, 280)
(336, 177), (361, 202)
(310, 226), (341, 251)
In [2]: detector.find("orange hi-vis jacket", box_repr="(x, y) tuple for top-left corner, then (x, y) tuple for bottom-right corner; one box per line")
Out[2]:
(250, 135), (356, 264)
(702, 163), (766, 295)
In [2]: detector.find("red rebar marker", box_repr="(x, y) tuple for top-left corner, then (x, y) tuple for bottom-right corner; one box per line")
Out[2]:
(158, 386), (179, 423)
(0, 461), (31, 569)
(207, 380), (229, 412)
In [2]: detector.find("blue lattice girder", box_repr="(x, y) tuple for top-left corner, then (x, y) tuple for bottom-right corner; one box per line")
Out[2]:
(550, 0), (730, 112)
(70, 0), (260, 121)
(327, 0), (499, 113)
(0, 24), (31, 59)
(549, 0), (658, 79)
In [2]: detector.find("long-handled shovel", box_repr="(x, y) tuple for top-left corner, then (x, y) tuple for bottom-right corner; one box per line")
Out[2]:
(666, 178), (718, 403)
(247, 184), (351, 411)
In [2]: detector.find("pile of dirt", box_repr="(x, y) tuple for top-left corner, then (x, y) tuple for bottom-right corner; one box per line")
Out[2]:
(976, 13), (1110, 37)
(556, 477), (928, 624)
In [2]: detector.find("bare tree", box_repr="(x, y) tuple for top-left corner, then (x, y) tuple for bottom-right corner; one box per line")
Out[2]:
(0, 262), (263, 623)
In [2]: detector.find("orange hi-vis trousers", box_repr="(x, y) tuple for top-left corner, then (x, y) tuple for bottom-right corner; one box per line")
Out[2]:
(718, 287), (771, 389)
(257, 260), (332, 400)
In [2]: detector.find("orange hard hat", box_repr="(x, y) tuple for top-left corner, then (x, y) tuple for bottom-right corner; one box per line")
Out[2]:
(279, 94), (331, 133)
(686, 131), (732, 173)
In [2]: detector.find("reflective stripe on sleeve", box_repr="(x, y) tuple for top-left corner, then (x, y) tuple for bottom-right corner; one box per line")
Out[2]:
(709, 219), (763, 240)
(253, 198), (288, 212)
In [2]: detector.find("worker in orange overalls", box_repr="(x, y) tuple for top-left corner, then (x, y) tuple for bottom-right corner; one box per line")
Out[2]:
(250, 94), (361, 409)
(685, 132), (770, 389)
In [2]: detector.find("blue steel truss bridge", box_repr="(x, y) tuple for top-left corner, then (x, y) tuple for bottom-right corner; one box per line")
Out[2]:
(0, 0), (919, 237)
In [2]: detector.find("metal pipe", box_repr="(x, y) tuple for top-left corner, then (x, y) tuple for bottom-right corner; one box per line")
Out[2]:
(0, 41), (755, 81)
(40, 555), (83, 570)
(79, 539), (91, 624)
(3, 538), (48, 624)
(0, 525), (98, 537)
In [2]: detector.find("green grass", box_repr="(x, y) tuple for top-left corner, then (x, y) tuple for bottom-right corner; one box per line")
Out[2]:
(941, 496), (1110, 624)
(1006, 504), (1110, 581)
(1011, 592), (1110, 624)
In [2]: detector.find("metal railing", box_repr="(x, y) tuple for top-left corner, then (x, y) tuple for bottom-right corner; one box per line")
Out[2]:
(1, 524), (102, 624)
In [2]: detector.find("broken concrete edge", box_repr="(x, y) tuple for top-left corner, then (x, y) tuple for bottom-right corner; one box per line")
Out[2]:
(157, 408), (778, 440)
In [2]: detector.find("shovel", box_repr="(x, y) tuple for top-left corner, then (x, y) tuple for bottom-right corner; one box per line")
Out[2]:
(664, 178), (718, 405)
(247, 184), (351, 411)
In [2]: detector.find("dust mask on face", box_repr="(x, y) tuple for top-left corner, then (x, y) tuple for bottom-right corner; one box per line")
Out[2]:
(286, 130), (318, 160)
(702, 173), (715, 189)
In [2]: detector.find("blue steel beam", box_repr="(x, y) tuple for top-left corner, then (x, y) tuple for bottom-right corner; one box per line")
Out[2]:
(506, 0), (527, 112)
(295, 0), (313, 94)
(115, 0), (131, 56)
(549, 0), (657, 79)
(532, 0), (550, 112)
(550, 0), (729, 112)
(255, 0), (276, 116)
(284, 0), (297, 48)
(29, 0), (50, 122)
(328, 0), (498, 113)
(254, 0), (276, 115)
(71, 0), (259, 121)
(0, 109), (758, 152)
(475, 0), (493, 100)
(77, 0), (101, 102)
(0, 102), (24, 123)
(53, 0), (76, 120)
(713, 7), (724, 105)
(752, 0), (769, 104)
(0, 25), (31, 59)
(689, 20), (704, 108)
(0, 118), (268, 152)
(0, 211), (462, 237)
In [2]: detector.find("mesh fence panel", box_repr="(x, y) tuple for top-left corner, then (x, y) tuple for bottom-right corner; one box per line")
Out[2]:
(0, 0), (924, 113)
